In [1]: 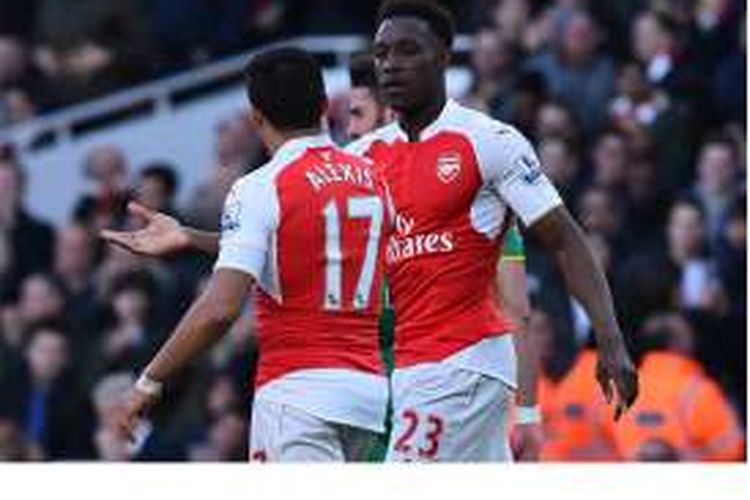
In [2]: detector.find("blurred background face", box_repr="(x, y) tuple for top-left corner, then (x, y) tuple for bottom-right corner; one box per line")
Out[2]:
(54, 225), (93, 278)
(85, 145), (128, 192)
(207, 413), (246, 460)
(0, 37), (26, 86)
(536, 103), (575, 140)
(698, 143), (737, 193)
(578, 188), (617, 234)
(539, 139), (577, 185)
(632, 13), (664, 62)
(26, 330), (69, 385)
(18, 275), (65, 323)
(668, 203), (705, 257)
(112, 288), (149, 325)
(347, 87), (382, 139)
(136, 174), (170, 212)
(471, 30), (511, 81)
(562, 12), (598, 61)
(593, 134), (627, 187)
(216, 114), (260, 167)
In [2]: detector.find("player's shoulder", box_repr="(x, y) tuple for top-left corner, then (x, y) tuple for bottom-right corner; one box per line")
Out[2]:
(444, 101), (526, 146)
(345, 122), (402, 156)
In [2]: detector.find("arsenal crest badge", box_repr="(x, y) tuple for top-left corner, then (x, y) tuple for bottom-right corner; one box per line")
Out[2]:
(436, 151), (461, 184)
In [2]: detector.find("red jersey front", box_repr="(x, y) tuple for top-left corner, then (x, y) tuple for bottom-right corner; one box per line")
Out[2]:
(348, 100), (563, 369)
(214, 134), (389, 431)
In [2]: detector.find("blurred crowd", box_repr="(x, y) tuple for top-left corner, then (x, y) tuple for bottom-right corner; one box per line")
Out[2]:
(0, 0), (747, 462)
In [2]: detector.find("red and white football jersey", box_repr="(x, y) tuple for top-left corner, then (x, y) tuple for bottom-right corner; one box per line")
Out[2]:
(214, 134), (389, 432)
(348, 99), (563, 382)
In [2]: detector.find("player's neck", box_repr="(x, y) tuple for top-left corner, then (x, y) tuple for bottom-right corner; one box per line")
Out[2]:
(266, 127), (324, 155)
(398, 90), (447, 142)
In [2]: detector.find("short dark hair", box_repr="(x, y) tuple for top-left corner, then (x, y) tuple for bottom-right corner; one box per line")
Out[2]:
(140, 162), (178, 198)
(349, 51), (378, 91)
(244, 47), (326, 131)
(376, 0), (456, 49)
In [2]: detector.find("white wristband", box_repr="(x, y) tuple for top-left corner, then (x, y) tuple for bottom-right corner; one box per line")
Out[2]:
(135, 374), (163, 397)
(516, 405), (542, 425)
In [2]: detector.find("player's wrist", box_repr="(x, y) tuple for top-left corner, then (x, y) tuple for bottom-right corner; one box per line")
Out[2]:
(516, 405), (542, 425)
(134, 373), (163, 399)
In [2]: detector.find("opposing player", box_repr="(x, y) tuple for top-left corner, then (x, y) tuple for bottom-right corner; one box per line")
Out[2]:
(344, 0), (638, 461)
(110, 48), (390, 461)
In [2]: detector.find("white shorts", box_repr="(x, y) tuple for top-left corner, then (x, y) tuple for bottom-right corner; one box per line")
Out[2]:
(386, 364), (515, 462)
(249, 397), (381, 462)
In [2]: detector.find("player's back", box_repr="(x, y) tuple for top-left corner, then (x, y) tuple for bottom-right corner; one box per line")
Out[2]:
(243, 135), (389, 387)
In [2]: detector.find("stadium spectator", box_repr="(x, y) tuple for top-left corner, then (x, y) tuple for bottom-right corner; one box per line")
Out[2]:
(184, 112), (264, 231)
(94, 270), (164, 377)
(32, 0), (153, 106)
(1, 273), (67, 352)
(534, 99), (580, 145)
(537, 135), (583, 206)
(52, 224), (98, 342)
(73, 144), (132, 233)
(690, 134), (743, 244)
(664, 199), (721, 312)
(0, 161), (55, 305)
(610, 311), (745, 461)
(589, 129), (629, 195)
(135, 162), (180, 216)
(461, 27), (517, 115)
(0, 320), (95, 459)
(526, 9), (616, 136)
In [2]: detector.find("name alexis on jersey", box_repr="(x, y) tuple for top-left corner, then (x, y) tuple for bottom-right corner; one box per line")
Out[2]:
(305, 161), (374, 192)
(386, 213), (455, 264)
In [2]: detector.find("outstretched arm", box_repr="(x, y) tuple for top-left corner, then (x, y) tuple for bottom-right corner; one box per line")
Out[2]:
(526, 205), (638, 420)
(113, 268), (253, 440)
(101, 202), (220, 256)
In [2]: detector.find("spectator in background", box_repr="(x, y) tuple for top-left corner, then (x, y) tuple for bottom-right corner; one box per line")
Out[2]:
(95, 270), (163, 377)
(665, 199), (722, 313)
(0, 161), (54, 305)
(0, 0), (38, 40)
(715, 196), (746, 319)
(52, 224), (98, 345)
(526, 9), (616, 136)
(537, 135), (583, 206)
(534, 99), (580, 145)
(1, 273), (68, 352)
(189, 411), (247, 461)
(32, 0), (152, 106)
(0, 320), (95, 459)
(690, 134), (743, 244)
(461, 27), (517, 116)
(621, 154), (671, 256)
(135, 162), (180, 216)
(0, 36), (37, 127)
(576, 187), (623, 259)
(611, 311), (744, 461)
(609, 60), (693, 188)
(185, 112), (264, 231)
(73, 144), (131, 234)
(589, 129), (629, 194)
(630, 9), (705, 104)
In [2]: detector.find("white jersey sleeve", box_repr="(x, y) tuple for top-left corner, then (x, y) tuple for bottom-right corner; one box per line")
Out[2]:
(472, 124), (563, 227)
(214, 175), (278, 280)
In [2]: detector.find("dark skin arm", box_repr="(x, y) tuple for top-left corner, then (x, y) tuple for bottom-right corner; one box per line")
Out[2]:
(526, 206), (639, 420)
(112, 269), (253, 440)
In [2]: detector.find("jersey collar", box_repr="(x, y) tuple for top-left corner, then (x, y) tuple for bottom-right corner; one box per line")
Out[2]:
(394, 98), (459, 142)
(274, 133), (334, 164)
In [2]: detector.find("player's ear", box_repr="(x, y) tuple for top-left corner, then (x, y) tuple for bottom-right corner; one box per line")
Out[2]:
(250, 107), (265, 129)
